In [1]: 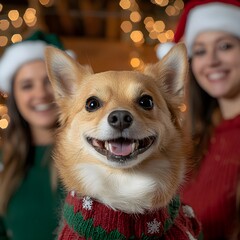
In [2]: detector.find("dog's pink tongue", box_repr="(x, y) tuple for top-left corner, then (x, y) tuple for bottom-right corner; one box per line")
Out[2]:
(109, 142), (132, 156)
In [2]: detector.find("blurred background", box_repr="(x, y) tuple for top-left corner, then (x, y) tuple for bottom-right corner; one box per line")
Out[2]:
(0, 0), (187, 134)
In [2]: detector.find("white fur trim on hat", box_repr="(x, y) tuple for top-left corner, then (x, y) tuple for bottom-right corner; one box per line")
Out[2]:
(0, 41), (76, 93)
(185, 3), (240, 56)
(0, 41), (47, 93)
(156, 42), (176, 60)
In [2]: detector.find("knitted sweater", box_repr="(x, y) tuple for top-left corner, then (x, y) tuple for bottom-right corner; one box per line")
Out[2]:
(58, 192), (202, 240)
(181, 114), (240, 239)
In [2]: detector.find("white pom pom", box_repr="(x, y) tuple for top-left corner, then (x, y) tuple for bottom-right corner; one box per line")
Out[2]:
(156, 42), (176, 59)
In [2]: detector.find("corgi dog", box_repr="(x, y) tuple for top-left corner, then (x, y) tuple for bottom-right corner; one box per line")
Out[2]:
(45, 43), (201, 239)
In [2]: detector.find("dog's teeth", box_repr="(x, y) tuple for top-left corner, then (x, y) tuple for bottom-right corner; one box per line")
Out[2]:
(132, 142), (136, 152)
(105, 141), (109, 150)
(135, 141), (139, 150)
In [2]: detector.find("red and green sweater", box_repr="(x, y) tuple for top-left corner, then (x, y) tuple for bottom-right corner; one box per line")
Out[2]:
(58, 192), (202, 240)
(181, 114), (240, 239)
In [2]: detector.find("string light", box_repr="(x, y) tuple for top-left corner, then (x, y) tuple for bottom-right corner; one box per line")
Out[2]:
(0, 119), (8, 129)
(0, 36), (8, 47)
(153, 21), (165, 33)
(120, 21), (133, 33)
(39, 0), (55, 7)
(8, 10), (19, 21)
(0, 105), (8, 116)
(119, 0), (131, 10)
(130, 57), (141, 68)
(11, 17), (23, 28)
(0, 20), (10, 31)
(130, 11), (141, 23)
(165, 30), (174, 40)
(11, 34), (22, 43)
(130, 30), (143, 43)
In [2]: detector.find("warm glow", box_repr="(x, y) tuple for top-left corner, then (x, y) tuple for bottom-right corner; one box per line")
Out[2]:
(120, 21), (132, 33)
(130, 30), (144, 43)
(153, 20), (165, 33)
(24, 8), (37, 26)
(166, 5), (177, 16)
(179, 103), (187, 112)
(0, 36), (8, 47)
(144, 16), (154, 25)
(174, 0), (184, 10)
(1, 114), (10, 122)
(145, 19), (154, 32)
(149, 30), (158, 40)
(23, 8), (36, 23)
(0, 105), (8, 115)
(119, 0), (131, 10)
(0, 20), (10, 31)
(157, 33), (167, 43)
(11, 34), (22, 43)
(0, 119), (8, 129)
(39, 0), (54, 7)
(130, 11), (141, 23)
(39, 0), (50, 5)
(12, 17), (23, 28)
(8, 10), (19, 21)
(130, 57), (141, 68)
(165, 30), (174, 40)
(154, 0), (169, 7)
(26, 17), (37, 27)
(0, 4), (3, 12)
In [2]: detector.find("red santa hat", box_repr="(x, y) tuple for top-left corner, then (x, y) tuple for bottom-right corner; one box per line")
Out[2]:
(157, 0), (240, 59)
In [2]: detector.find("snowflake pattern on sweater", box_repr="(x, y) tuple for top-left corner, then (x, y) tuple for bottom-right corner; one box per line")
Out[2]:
(58, 192), (202, 240)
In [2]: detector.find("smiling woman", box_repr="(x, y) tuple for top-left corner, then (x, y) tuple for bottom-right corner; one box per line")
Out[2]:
(157, 1), (240, 239)
(0, 30), (74, 240)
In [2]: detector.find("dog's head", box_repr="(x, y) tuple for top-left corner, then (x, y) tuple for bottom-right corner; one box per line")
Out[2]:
(45, 44), (190, 212)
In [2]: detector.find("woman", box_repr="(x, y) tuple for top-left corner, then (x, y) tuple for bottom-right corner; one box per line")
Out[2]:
(158, 0), (240, 239)
(0, 31), (72, 240)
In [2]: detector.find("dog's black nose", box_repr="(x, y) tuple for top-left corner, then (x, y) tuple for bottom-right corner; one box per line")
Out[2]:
(108, 110), (133, 130)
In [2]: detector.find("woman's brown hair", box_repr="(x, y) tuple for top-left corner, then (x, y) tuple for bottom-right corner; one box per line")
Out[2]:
(0, 76), (57, 214)
(0, 77), (34, 214)
(187, 60), (220, 166)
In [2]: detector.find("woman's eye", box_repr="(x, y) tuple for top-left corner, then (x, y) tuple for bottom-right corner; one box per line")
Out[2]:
(85, 97), (101, 112)
(21, 84), (33, 90)
(138, 95), (154, 110)
(192, 48), (206, 57)
(219, 42), (233, 51)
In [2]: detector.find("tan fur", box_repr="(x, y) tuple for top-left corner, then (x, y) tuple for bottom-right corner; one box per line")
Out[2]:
(45, 43), (190, 214)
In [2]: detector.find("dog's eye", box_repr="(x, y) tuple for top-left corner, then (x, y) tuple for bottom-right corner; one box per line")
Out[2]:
(86, 97), (101, 112)
(138, 95), (154, 110)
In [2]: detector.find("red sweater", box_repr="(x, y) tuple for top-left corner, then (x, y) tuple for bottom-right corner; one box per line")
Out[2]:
(58, 192), (202, 239)
(181, 114), (240, 239)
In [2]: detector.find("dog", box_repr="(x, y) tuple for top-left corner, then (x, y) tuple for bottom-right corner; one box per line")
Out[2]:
(45, 43), (202, 239)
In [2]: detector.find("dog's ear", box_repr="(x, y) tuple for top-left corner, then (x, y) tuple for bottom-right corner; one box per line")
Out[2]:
(144, 43), (188, 97)
(45, 46), (92, 100)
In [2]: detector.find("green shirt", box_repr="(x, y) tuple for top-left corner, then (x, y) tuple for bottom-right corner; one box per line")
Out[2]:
(0, 145), (65, 240)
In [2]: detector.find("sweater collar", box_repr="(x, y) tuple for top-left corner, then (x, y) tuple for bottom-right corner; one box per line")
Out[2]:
(60, 191), (201, 239)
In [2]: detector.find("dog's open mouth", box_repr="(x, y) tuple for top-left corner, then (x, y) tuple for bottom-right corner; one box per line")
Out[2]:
(87, 136), (156, 162)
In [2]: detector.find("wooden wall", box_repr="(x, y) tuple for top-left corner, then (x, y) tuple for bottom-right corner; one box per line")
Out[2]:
(61, 37), (158, 72)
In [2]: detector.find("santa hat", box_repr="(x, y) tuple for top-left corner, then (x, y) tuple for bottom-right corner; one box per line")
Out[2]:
(157, 0), (240, 59)
(0, 30), (76, 93)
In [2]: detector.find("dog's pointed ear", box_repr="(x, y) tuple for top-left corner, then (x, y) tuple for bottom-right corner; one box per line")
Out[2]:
(45, 46), (92, 100)
(144, 43), (188, 97)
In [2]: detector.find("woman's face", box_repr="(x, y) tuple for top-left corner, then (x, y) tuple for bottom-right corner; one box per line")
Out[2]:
(191, 31), (240, 100)
(13, 60), (58, 131)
